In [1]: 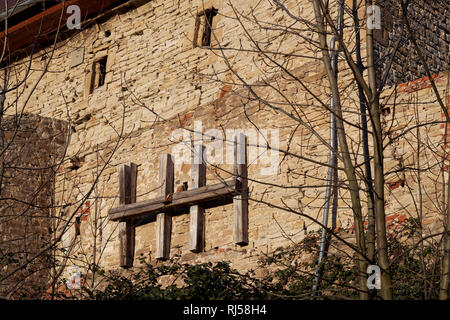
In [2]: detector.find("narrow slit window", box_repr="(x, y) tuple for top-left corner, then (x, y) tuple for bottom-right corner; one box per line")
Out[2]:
(194, 8), (218, 48)
(91, 56), (108, 93)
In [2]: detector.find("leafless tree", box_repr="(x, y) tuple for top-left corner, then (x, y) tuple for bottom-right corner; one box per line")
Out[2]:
(169, 0), (449, 299)
(0, 2), (131, 299)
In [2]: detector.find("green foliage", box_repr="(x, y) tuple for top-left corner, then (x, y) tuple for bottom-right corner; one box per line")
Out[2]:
(256, 234), (360, 299)
(69, 225), (444, 300)
(388, 232), (441, 300)
(85, 256), (270, 300)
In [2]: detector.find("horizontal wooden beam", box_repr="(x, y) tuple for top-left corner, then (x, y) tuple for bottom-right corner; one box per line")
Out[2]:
(109, 178), (239, 222)
(0, 0), (125, 54)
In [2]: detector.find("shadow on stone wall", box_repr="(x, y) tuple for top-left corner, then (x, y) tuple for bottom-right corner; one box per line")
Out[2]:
(0, 113), (67, 299)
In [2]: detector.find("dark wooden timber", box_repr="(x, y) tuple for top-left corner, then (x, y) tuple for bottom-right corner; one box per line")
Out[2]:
(233, 133), (249, 246)
(109, 134), (249, 267)
(155, 154), (174, 260)
(118, 162), (137, 268)
(189, 145), (206, 253)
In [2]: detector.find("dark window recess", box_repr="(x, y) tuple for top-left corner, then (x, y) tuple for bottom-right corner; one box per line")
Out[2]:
(68, 155), (83, 171)
(194, 8), (218, 47)
(97, 56), (107, 87)
(75, 216), (81, 236)
(91, 56), (108, 93)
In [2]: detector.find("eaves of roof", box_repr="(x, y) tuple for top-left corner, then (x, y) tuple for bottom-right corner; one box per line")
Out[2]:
(0, 0), (132, 55)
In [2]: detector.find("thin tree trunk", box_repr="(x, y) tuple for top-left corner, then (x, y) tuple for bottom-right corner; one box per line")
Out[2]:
(365, 1), (393, 299)
(312, 0), (368, 299)
(440, 170), (450, 299)
(0, 68), (7, 196)
(353, 0), (376, 268)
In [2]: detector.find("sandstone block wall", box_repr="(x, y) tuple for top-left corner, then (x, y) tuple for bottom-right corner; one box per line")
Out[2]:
(0, 0), (448, 294)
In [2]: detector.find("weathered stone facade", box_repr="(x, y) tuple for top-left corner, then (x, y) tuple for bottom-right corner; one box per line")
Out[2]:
(0, 0), (448, 295)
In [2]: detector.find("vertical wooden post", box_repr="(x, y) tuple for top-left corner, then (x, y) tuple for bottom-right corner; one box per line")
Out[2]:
(189, 145), (206, 252)
(233, 133), (248, 246)
(118, 163), (137, 268)
(155, 154), (174, 260)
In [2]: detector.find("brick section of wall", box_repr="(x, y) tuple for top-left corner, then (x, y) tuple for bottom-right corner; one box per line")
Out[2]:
(381, 71), (448, 240)
(396, 74), (443, 93)
(374, 0), (449, 86)
(395, 73), (449, 161)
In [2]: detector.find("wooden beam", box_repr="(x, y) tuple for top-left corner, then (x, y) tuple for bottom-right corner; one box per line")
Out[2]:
(189, 145), (206, 253)
(108, 178), (238, 221)
(110, 135), (250, 264)
(118, 163), (137, 268)
(233, 133), (248, 246)
(155, 154), (174, 260)
(0, 0), (125, 54)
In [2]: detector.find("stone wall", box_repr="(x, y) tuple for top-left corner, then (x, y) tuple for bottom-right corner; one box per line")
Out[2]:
(0, 0), (448, 295)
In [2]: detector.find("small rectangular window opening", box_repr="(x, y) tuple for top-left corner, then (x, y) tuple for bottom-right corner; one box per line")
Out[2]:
(91, 56), (108, 93)
(194, 8), (218, 48)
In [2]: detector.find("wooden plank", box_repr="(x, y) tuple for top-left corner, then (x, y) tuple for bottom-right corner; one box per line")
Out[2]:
(159, 154), (174, 198)
(189, 145), (206, 253)
(233, 133), (249, 246)
(155, 154), (174, 260)
(108, 178), (237, 221)
(118, 163), (137, 268)
(156, 212), (172, 260)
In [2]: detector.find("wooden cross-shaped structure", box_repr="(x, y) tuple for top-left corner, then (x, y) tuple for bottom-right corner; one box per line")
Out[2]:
(109, 134), (249, 267)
